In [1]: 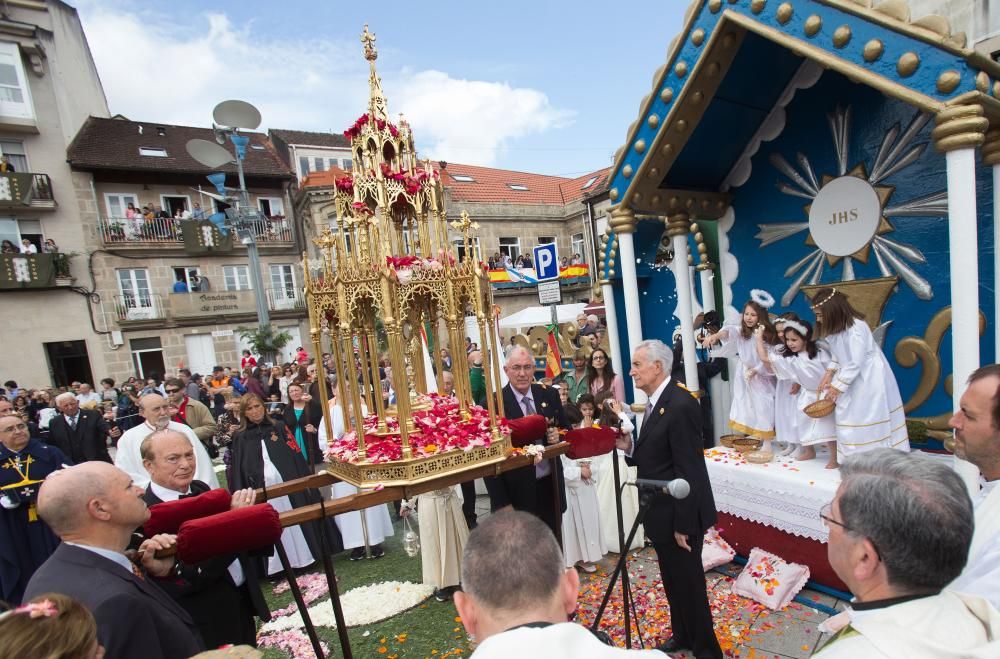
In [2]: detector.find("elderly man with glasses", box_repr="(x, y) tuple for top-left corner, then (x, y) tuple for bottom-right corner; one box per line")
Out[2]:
(0, 412), (71, 603)
(814, 449), (1000, 658)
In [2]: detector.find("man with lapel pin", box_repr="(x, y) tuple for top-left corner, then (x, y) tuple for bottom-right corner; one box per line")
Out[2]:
(485, 346), (568, 539)
(616, 339), (721, 659)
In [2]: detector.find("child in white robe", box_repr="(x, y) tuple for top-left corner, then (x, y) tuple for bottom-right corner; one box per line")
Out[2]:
(400, 486), (468, 601)
(319, 395), (396, 560)
(755, 318), (839, 468)
(590, 392), (644, 552)
(772, 314), (802, 457)
(702, 297), (781, 452)
(561, 394), (605, 572)
(810, 287), (910, 460)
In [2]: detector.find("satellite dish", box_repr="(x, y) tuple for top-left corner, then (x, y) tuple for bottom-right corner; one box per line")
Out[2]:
(186, 139), (235, 168)
(213, 100), (261, 130)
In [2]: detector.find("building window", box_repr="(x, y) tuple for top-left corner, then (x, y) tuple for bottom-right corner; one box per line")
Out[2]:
(0, 217), (42, 251)
(341, 158), (352, 169)
(298, 156), (310, 178)
(498, 237), (520, 262)
(314, 157), (326, 172)
(269, 264), (297, 308)
(581, 176), (598, 190)
(572, 232), (585, 259)
(104, 193), (140, 218)
(117, 268), (152, 307)
(451, 174), (475, 183)
(223, 265), (252, 291)
(172, 267), (200, 291)
(508, 183), (529, 191)
(0, 42), (34, 120)
(538, 236), (556, 247)
(0, 140), (27, 171)
(138, 147), (168, 157)
(452, 237), (480, 263)
(258, 197), (285, 217)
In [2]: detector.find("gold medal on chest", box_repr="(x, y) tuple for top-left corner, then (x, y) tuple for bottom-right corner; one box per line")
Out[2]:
(270, 431), (279, 442)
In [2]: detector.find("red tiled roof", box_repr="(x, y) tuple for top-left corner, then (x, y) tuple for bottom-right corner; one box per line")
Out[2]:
(67, 117), (294, 178)
(269, 129), (351, 149)
(297, 161), (609, 206)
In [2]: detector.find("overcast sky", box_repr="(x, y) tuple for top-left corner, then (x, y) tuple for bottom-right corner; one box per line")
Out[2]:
(75, 0), (684, 177)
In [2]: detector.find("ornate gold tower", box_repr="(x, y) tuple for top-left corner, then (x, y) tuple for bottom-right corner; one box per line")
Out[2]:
(305, 25), (509, 487)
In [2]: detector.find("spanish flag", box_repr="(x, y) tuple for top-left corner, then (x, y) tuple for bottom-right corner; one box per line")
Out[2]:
(545, 327), (562, 379)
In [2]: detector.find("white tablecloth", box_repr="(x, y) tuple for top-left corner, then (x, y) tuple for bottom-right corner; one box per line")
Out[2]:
(706, 446), (842, 542)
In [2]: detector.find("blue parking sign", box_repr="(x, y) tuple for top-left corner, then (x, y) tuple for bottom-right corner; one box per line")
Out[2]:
(533, 243), (559, 281)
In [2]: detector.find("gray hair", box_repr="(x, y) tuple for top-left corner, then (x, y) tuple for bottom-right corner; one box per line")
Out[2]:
(54, 392), (76, 406)
(635, 339), (673, 375)
(505, 345), (532, 367)
(461, 510), (564, 613)
(838, 449), (973, 592)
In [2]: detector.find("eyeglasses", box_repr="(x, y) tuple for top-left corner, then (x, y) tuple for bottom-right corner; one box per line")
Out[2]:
(0, 423), (27, 434)
(820, 502), (881, 559)
(164, 388), (180, 394)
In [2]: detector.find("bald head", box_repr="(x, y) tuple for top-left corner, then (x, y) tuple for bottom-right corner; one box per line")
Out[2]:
(38, 462), (148, 541)
(139, 393), (170, 426)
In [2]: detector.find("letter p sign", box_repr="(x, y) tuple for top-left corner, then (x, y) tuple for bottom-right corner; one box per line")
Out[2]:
(533, 243), (559, 281)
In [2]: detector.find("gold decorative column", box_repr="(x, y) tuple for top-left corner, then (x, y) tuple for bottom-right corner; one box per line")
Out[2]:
(932, 102), (988, 493)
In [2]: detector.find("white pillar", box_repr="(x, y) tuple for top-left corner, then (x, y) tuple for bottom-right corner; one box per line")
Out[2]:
(669, 213), (699, 393)
(934, 105), (988, 493)
(699, 266), (716, 313)
(601, 280), (624, 384)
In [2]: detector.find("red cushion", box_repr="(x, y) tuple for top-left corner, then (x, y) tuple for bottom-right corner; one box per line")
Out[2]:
(566, 426), (616, 459)
(507, 414), (549, 447)
(143, 488), (232, 536)
(176, 504), (282, 564)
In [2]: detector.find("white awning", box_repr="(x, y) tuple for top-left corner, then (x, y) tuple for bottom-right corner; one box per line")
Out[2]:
(498, 303), (587, 330)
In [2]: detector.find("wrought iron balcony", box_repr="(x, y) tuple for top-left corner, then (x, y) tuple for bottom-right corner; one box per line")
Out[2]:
(112, 293), (167, 322)
(266, 286), (305, 312)
(0, 172), (55, 209)
(98, 215), (293, 247)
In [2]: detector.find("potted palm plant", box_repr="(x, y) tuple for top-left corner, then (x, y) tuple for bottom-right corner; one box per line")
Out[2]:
(236, 324), (294, 365)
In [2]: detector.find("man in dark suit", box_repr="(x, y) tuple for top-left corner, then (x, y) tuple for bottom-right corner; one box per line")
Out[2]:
(485, 346), (568, 539)
(24, 461), (204, 659)
(617, 339), (722, 659)
(47, 392), (118, 463)
(141, 429), (268, 648)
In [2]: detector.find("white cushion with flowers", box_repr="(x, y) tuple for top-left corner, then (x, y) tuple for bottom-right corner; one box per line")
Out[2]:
(731, 546), (810, 610)
(701, 526), (735, 572)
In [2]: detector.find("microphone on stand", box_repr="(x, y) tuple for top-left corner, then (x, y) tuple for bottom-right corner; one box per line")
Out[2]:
(626, 477), (690, 499)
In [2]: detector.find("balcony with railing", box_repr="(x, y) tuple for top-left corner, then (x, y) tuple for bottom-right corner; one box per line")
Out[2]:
(0, 172), (55, 210)
(98, 215), (293, 248)
(112, 287), (305, 325)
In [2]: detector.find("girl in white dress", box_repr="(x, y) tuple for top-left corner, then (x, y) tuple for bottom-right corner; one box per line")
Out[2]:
(400, 485), (468, 602)
(754, 318), (839, 468)
(772, 314), (802, 457)
(811, 287), (910, 459)
(701, 295), (781, 451)
(561, 394), (605, 572)
(319, 392), (396, 560)
(590, 391), (644, 552)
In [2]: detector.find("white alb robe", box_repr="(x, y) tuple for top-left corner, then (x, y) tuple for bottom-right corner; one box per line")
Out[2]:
(591, 412), (644, 551)
(813, 591), (1000, 658)
(261, 441), (314, 575)
(471, 622), (663, 658)
(410, 487), (468, 588)
(823, 319), (909, 458)
(768, 346), (837, 447)
(712, 324), (776, 438)
(949, 478), (1000, 610)
(560, 453), (605, 567)
(320, 404), (395, 548)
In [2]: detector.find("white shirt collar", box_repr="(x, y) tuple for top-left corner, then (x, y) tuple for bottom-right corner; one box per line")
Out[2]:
(975, 476), (999, 507)
(149, 480), (191, 502)
(514, 387), (534, 406)
(647, 376), (672, 408)
(65, 542), (134, 574)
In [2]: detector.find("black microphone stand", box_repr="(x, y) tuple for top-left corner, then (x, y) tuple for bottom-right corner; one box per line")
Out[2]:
(590, 485), (657, 648)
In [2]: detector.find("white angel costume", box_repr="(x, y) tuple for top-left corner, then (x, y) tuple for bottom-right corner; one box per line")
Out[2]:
(320, 405), (395, 548)
(823, 319), (909, 458)
(591, 414), (644, 551)
(404, 486), (469, 589)
(773, 377), (799, 451)
(560, 453), (605, 567)
(261, 446), (315, 575)
(712, 324), (776, 439)
(768, 346), (837, 447)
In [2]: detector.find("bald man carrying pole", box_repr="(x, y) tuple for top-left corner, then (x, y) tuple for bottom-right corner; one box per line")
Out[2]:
(24, 462), (204, 659)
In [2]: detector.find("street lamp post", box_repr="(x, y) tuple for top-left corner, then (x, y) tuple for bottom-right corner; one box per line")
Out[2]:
(187, 100), (270, 331)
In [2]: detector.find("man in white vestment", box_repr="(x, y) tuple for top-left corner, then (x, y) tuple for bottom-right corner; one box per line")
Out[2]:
(814, 450), (1000, 658)
(948, 364), (1000, 609)
(454, 510), (661, 658)
(115, 393), (219, 488)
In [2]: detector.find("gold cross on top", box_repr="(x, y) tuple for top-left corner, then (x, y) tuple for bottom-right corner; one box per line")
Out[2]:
(361, 24), (377, 61)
